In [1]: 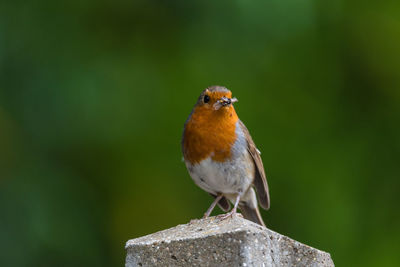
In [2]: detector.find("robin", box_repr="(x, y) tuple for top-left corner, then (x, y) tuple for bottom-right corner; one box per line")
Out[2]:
(182, 86), (270, 226)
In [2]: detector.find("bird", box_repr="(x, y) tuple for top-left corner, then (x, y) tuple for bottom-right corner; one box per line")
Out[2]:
(181, 85), (270, 226)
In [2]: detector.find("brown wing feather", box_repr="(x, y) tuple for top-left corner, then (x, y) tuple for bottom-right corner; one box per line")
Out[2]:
(239, 120), (270, 210)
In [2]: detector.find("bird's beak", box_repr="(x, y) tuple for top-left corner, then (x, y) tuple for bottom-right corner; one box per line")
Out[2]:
(213, 97), (238, 110)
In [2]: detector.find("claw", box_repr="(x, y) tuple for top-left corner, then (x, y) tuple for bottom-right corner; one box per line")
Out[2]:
(216, 194), (242, 221)
(216, 210), (237, 221)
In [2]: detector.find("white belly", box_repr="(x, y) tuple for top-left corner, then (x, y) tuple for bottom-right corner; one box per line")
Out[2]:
(185, 145), (254, 195)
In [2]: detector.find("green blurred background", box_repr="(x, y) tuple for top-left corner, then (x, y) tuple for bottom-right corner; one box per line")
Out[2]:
(1, 0), (399, 266)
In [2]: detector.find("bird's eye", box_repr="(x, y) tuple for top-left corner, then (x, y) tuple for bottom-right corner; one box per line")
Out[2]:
(203, 95), (210, 103)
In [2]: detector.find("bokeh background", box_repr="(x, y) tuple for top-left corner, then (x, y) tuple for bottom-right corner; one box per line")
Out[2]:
(1, 0), (400, 266)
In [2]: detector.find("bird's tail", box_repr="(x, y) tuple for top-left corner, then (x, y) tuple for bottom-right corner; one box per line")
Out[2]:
(239, 203), (266, 227)
(239, 187), (266, 227)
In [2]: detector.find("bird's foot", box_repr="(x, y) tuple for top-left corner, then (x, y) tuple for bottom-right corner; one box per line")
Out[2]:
(216, 210), (238, 221)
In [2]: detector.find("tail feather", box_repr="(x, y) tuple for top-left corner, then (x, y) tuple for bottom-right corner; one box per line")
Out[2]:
(239, 203), (266, 227)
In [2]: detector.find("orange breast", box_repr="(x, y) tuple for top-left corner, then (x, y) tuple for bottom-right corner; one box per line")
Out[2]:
(183, 106), (239, 164)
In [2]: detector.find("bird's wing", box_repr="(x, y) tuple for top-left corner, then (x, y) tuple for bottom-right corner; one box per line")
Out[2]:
(239, 120), (270, 210)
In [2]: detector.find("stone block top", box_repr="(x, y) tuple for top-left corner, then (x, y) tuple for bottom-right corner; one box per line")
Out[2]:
(125, 216), (334, 267)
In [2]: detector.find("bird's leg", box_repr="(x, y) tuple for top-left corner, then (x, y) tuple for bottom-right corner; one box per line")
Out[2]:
(217, 194), (241, 220)
(203, 194), (223, 218)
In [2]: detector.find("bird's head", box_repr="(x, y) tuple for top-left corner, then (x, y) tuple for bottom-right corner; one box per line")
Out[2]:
(194, 86), (238, 113)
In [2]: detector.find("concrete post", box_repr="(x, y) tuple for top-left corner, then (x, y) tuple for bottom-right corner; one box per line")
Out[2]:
(125, 216), (334, 267)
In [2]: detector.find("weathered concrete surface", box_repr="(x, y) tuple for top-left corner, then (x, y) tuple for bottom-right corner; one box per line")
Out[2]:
(125, 215), (334, 267)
